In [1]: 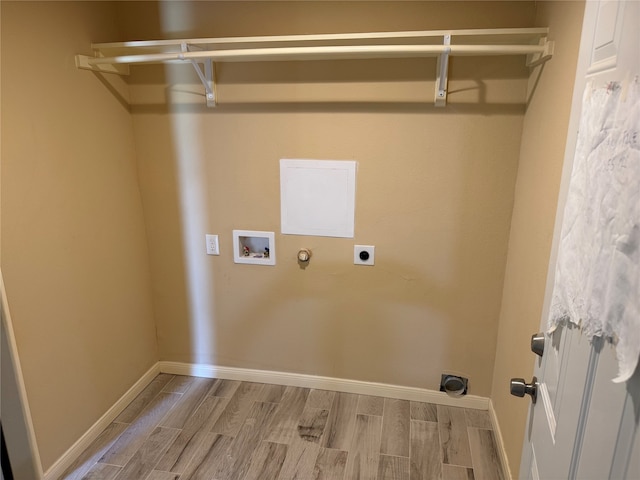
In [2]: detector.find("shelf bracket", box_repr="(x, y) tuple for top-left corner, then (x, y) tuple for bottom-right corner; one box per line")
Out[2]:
(434, 35), (451, 107)
(182, 43), (217, 107)
(526, 39), (555, 68)
(75, 54), (130, 76)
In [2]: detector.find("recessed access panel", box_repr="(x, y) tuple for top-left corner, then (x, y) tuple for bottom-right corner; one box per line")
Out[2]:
(280, 159), (356, 238)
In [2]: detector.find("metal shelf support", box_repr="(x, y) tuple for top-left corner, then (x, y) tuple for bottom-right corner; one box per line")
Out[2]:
(182, 43), (217, 107)
(435, 35), (451, 107)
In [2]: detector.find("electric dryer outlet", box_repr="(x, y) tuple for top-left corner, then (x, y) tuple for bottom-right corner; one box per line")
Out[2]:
(354, 245), (375, 266)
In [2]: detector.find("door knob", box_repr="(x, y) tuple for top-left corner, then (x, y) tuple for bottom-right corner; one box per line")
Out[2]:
(510, 376), (538, 404)
(531, 333), (545, 357)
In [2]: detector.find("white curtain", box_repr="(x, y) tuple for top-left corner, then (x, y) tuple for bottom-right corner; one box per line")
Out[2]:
(549, 77), (640, 383)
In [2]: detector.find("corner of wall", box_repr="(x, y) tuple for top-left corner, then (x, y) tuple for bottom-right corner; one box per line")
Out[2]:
(489, 0), (586, 476)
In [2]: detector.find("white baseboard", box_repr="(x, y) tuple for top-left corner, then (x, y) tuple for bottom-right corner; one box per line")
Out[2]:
(158, 361), (490, 410)
(489, 399), (513, 480)
(43, 363), (160, 480)
(46, 361), (495, 480)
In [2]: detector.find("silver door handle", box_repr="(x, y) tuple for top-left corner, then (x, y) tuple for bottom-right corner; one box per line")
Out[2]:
(510, 376), (538, 404)
(531, 333), (545, 357)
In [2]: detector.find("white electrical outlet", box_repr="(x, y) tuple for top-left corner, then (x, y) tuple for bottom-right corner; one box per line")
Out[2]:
(206, 234), (219, 255)
(354, 245), (375, 266)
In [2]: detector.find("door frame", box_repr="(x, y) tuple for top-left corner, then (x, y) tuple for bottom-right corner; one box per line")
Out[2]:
(1, 271), (43, 479)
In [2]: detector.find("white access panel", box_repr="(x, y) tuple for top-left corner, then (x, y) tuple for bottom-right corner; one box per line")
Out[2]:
(280, 159), (356, 238)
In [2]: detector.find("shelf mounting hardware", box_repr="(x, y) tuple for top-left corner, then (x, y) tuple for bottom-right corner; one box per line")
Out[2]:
(182, 43), (217, 107)
(75, 53), (130, 76)
(526, 38), (555, 68)
(435, 35), (451, 107)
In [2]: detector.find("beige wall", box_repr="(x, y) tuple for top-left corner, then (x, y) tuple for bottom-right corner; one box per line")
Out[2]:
(122, 1), (534, 395)
(490, 1), (585, 476)
(1, 1), (158, 471)
(1, 1), (585, 473)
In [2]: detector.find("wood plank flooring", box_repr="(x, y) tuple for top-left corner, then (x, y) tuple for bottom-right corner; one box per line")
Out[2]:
(60, 374), (504, 480)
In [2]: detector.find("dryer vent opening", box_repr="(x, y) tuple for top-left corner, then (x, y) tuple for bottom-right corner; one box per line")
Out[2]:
(440, 374), (468, 397)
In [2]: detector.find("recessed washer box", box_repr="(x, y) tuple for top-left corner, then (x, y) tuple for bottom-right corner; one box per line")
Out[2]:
(233, 230), (275, 266)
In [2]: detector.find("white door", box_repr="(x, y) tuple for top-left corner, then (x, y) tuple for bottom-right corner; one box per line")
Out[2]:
(519, 1), (639, 479)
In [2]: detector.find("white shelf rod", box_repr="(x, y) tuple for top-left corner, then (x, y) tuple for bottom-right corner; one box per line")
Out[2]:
(91, 27), (550, 50)
(85, 43), (547, 66)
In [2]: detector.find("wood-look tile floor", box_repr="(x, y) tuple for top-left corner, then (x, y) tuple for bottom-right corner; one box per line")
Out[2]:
(60, 374), (504, 480)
